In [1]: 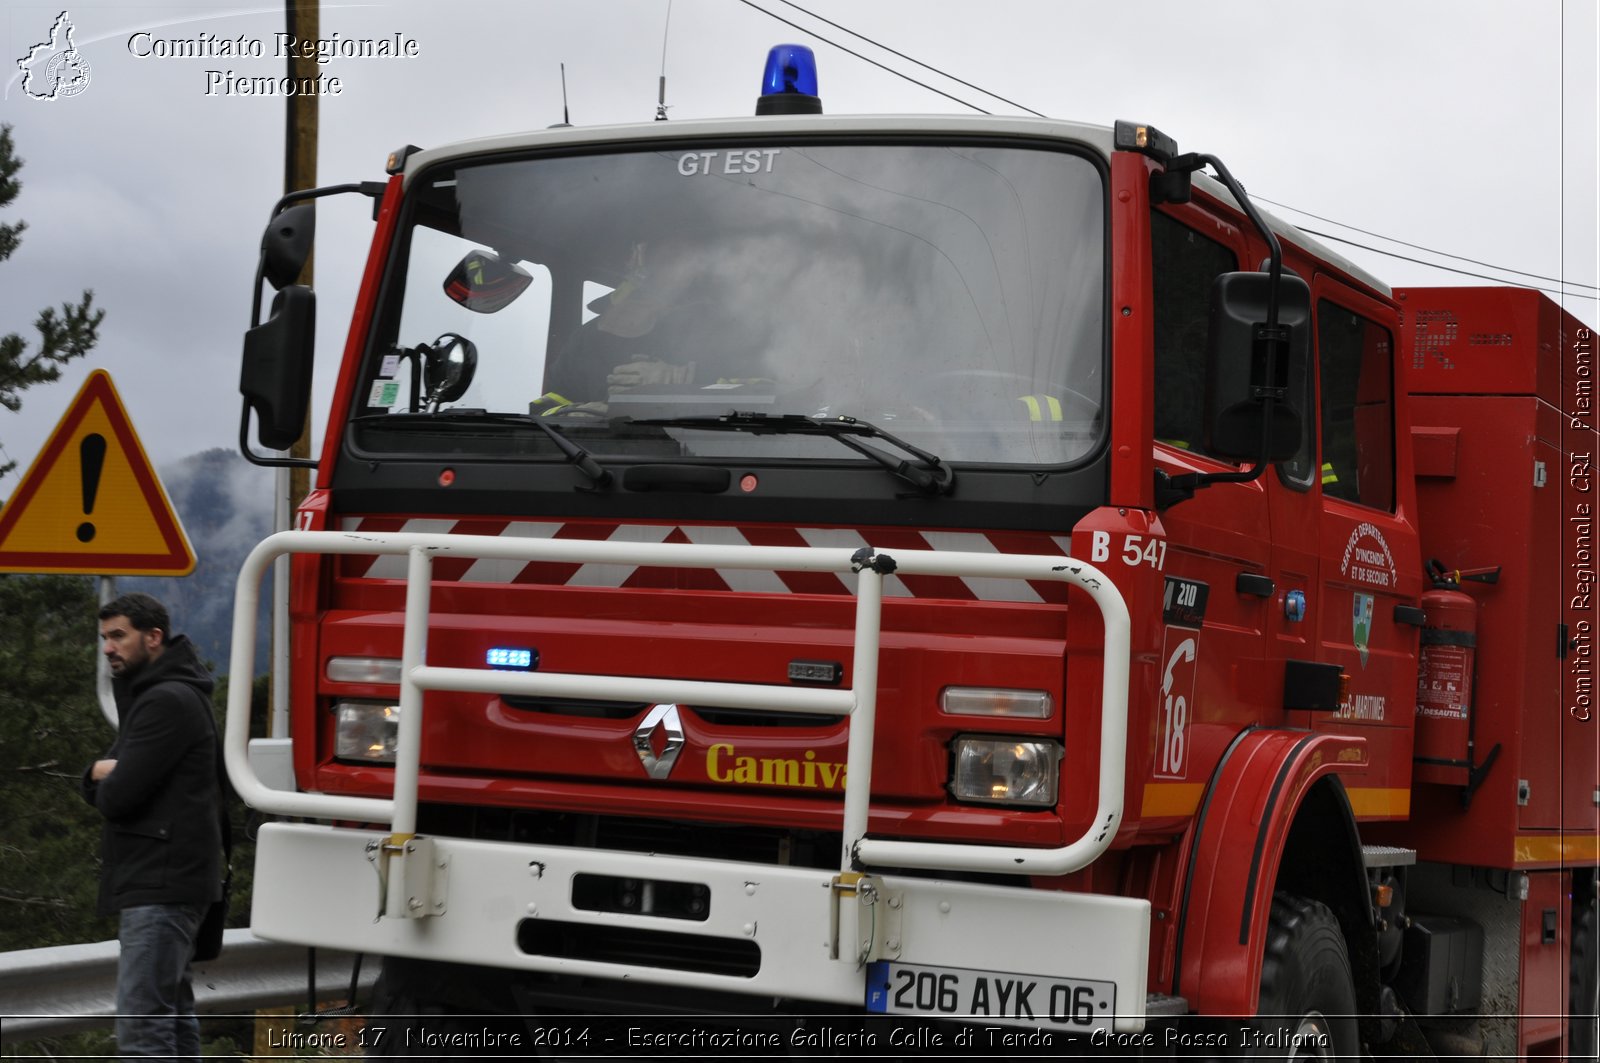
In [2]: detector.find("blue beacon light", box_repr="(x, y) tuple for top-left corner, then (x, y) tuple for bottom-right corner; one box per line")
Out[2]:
(756, 44), (822, 116)
(486, 647), (536, 670)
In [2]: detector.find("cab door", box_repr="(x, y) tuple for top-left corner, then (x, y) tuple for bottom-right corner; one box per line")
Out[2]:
(1148, 206), (1272, 789)
(1308, 278), (1419, 817)
(1259, 244), (1326, 714)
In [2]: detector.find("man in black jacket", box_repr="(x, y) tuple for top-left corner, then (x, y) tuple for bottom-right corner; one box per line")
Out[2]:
(81, 593), (220, 1061)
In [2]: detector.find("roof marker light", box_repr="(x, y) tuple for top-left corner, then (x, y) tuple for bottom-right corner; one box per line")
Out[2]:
(756, 44), (822, 116)
(1113, 120), (1179, 164)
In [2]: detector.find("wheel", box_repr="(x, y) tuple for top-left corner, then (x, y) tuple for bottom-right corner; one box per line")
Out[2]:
(1574, 900), (1599, 1063)
(1244, 893), (1361, 1060)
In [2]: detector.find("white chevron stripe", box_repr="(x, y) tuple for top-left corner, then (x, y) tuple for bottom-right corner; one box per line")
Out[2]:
(796, 528), (912, 597)
(918, 531), (1044, 603)
(360, 519), (459, 578)
(567, 524), (672, 587)
(459, 522), (564, 583)
(680, 525), (790, 592)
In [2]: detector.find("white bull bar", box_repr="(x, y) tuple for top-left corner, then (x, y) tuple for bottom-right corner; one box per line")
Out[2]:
(226, 529), (1131, 892)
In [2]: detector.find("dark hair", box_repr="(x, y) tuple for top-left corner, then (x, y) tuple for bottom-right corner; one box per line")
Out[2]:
(99, 592), (170, 644)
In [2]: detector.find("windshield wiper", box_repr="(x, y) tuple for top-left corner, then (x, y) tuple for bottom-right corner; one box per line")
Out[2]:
(631, 413), (954, 495)
(351, 410), (611, 488)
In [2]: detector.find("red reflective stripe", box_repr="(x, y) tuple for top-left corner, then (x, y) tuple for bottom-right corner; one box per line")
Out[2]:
(331, 520), (1078, 601)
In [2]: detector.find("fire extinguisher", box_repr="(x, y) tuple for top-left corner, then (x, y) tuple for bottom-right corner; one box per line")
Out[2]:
(1413, 559), (1500, 803)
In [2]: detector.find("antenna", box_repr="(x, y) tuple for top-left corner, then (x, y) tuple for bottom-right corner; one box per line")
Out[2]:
(656, 0), (673, 120)
(560, 63), (571, 126)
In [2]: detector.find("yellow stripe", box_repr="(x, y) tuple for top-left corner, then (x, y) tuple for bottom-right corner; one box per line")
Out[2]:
(1019, 395), (1042, 421)
(1140, 784), (1413, 819)
(1346, 787), (1411, 818)
(1514, 833), (1600, 866)
(1141, 782), (1204, 817)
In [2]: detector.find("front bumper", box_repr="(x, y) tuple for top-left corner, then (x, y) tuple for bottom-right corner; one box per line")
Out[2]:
(252, 821), (1150, 1031)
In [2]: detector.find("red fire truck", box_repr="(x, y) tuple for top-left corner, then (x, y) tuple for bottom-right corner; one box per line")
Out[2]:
(228, 45), (1597, 1058)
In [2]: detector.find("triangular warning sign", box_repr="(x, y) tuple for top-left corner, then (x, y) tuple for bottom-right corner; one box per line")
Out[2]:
(0, 370), (195, 575)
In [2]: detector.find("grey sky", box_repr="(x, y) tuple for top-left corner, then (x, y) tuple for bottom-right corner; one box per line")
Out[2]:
(1, 0), (1595, 498)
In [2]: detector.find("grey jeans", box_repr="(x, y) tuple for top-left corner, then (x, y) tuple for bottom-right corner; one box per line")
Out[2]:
(115, 903), (205, 1060)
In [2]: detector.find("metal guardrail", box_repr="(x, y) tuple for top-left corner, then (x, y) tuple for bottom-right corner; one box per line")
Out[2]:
(0, 929), (375, 1044)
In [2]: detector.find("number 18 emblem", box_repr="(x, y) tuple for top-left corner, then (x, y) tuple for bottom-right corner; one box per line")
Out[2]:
(1157, 632), (1198, 779)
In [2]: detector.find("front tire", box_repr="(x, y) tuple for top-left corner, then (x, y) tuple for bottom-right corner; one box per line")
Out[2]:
(1244, 892), (1361, 1060)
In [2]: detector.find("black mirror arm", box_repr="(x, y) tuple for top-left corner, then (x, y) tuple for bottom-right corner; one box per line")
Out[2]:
(239, 404), (317, 470)
(251, 182), (387, 317)
(1169, 153), (1284, 325)
(1155, 457), (1270, 510)
(1155, 152), (1289, 509)
(241, 182), (383, 470)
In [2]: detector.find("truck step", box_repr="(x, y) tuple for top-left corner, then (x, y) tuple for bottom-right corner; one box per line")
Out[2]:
(1361, 845), (1418, 868)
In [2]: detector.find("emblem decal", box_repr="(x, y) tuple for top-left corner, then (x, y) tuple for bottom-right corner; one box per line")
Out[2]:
(633, 703), (685, 779)
(1352, 593), (1375, 667)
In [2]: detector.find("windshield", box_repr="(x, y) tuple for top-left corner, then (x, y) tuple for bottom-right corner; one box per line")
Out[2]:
(354, 140), (1105, 466)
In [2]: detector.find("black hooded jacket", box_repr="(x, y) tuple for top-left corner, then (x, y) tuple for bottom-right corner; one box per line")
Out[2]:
(81, 634), (222, 915)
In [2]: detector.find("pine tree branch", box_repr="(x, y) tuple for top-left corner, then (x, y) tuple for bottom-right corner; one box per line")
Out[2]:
(0, 123), (104, 468)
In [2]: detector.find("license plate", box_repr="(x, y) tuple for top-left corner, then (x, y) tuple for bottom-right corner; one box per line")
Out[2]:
(866, 960), (1116, 1031)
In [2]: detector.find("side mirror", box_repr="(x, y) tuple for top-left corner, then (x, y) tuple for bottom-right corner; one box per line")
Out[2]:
(1203, 271), (1310, 462)
(422, 333), (477, 410)
(240, 285), (315, 450)
(261, 203), (316, 290)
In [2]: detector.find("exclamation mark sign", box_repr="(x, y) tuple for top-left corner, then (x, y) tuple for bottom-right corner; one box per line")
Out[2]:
(77, 433), (106, 543)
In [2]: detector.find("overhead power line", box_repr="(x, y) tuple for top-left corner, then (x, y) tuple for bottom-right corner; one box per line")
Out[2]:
(736, 0), (1594, 300)
(770, 0), (1046, 117)
(1257, 196), (1599, 293)
(732, 0), (990, 114)
(1297, 228), (1593, 301)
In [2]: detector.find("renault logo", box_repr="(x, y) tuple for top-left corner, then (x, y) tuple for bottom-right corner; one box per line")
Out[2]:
(633, 703), (685, 779)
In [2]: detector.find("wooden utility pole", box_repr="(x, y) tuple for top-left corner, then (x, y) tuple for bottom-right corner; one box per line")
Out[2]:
(258, 7), (323, 1047)
(284, 0), (319, 496)
(264, 3), (320, 736)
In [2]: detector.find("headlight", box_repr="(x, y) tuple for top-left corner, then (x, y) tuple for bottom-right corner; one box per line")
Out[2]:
(950, 737), (1062, 807)
(334, 700), (400, 763)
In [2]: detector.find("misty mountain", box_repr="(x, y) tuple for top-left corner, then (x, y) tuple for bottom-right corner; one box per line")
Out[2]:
(122, 448), (276, 674)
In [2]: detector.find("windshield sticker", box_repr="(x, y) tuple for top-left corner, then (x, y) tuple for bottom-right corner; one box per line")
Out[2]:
(1340, 522), (1397, 589)
(368, 380), (400, 408)
(676, 148), (781, 177)
(379, 353), (401, 377)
